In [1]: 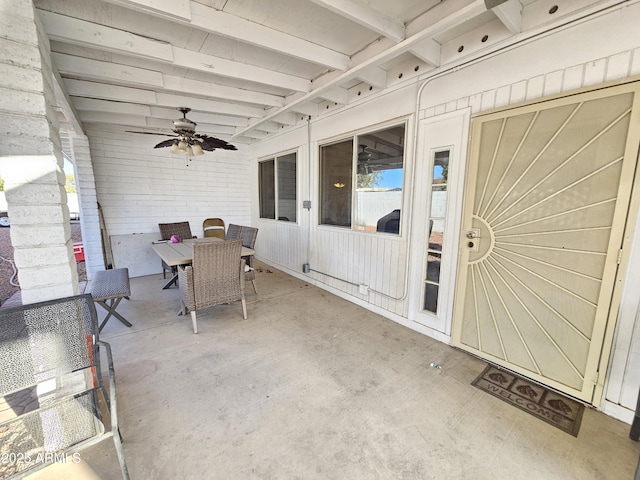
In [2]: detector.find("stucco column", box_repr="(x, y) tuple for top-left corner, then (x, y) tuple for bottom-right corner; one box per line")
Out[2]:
(68, 133), (104, 277)
(0, 0), (78, 303)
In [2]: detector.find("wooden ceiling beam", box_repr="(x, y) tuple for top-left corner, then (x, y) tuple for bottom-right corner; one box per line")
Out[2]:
(319, 87), (348, 105)
(409, 39), (441, 68)
(64, 79), (265, 118)
(100, 0), (350, 70)
(149, 107), (249, 127)
(355, 67), (388, 89)
(39, 10), (311, 93)
(233, 0), (489, 138)
(72, 98), (152, 117)
(52, 53), (164, 89)
(53, 53), (284, 108)
(308, 0), (405, 43)
(105, 0), (191, 21)
(492, 0), (523, 34)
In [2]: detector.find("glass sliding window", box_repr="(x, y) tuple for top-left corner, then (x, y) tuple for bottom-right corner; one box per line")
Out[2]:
(423, 150), (450, 313)
(355, 125), (405, 233)
(259, 159), (275, 219)
(319, 123), (406, 233)
(277, 153), (297, 222)
(320, 139), (353, 227)
(259, 152), (297, 221)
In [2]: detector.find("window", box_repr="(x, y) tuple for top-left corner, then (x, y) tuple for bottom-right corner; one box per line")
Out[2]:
(320, 140), (353, 227)
(259, 152), (297, 222)
(259, 160), (275, 219)
(319, 124), (406, 233)
(423, 150), (449, 313)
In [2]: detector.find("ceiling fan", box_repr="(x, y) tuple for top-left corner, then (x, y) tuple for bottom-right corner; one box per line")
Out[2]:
(357, 144), (372, 174)
(358, 144), (372, 161)
(126, 107), (237, 159)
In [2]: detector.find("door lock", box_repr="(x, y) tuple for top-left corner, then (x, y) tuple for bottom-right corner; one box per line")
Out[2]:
(465, 228), (481, 252)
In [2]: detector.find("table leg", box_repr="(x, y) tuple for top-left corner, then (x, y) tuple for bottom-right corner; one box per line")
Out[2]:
(162, 273), (178, 289)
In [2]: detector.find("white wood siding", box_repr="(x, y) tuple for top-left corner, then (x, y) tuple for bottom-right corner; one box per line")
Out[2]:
(311, 228), (407, 316)
(258, 221), (307, 273)
(421, 47), (640, 119)
(606, 217), (640, 421)
(251, 86), (416, 321)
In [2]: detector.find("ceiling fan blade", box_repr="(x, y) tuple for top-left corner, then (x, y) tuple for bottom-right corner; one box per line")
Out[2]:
(154, 139), (177, 149)
(125, 130), (177, 137)
(196, 134), (238, 151)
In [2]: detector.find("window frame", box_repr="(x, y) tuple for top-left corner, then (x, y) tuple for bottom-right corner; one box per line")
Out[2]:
(422, 148), (451, 315)
(319, 138), (354, 228)
(318, 120), (408, 235)
(258, 149), (298, 223)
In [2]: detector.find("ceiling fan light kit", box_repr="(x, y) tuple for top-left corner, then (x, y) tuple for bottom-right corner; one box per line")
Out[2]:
(191, 143), (204, 156)
(127, 107), (237, 165)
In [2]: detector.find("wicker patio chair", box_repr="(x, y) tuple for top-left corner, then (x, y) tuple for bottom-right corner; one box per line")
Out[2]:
(158, 221), (196, 279)
(238, 226), (259, 294)
(203, 218), (225, 239)
(226, 224), (258, 293)
(225, 223), (241, 240)
(0, 294), (130, 479)
(159, 221), (194, 242)
(178, 239), (247, 334)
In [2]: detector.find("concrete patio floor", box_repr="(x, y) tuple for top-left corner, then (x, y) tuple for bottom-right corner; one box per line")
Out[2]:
(28, 261), (640, 479)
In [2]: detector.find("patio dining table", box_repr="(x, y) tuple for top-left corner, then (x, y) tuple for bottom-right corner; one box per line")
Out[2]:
(151, 237), (255, 289)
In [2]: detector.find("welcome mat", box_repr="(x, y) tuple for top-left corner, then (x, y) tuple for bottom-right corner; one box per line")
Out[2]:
(472, 365), (585, 436)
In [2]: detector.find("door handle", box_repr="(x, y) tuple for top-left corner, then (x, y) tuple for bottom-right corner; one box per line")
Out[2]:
(466, 229), (481, 253)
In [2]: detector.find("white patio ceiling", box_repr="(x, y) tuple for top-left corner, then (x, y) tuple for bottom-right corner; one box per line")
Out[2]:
(36, 0), (612, 145)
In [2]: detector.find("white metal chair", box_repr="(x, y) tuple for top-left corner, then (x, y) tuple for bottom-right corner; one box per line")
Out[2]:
(203, 218), (225, 239)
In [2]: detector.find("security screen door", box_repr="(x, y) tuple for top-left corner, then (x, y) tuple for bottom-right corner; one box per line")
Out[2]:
(452, 83), (640, 402)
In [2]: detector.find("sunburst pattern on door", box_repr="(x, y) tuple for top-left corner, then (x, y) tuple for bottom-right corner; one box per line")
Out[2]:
(456, 89), (636, 396)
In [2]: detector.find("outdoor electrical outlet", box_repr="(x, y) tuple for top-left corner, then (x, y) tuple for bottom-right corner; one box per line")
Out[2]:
(358, 284), (369, 295)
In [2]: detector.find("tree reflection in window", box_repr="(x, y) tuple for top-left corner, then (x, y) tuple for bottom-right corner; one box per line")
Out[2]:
(355, 125), (405, 234)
